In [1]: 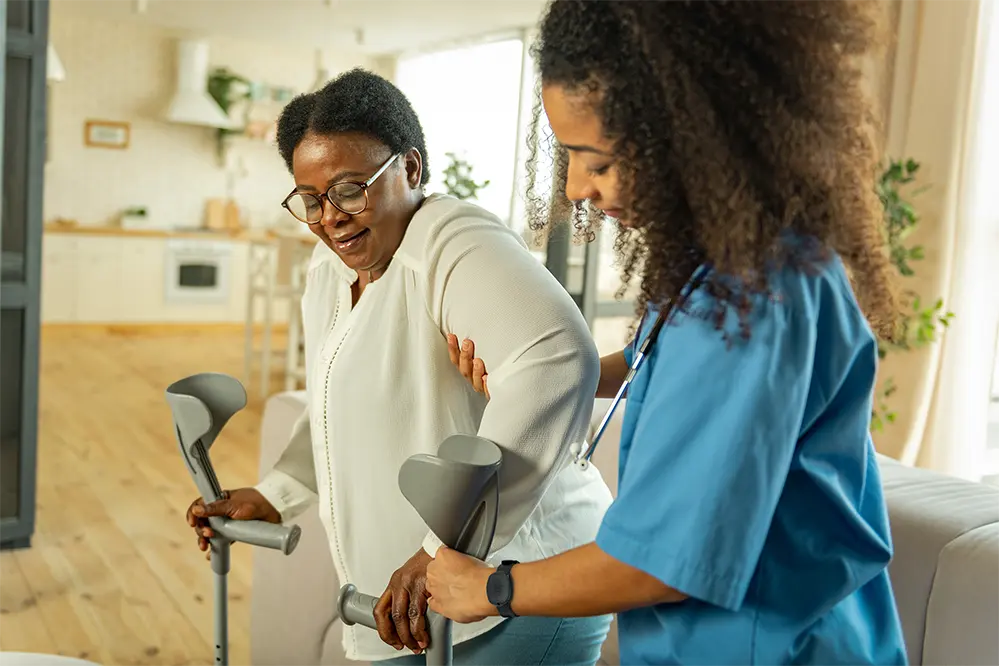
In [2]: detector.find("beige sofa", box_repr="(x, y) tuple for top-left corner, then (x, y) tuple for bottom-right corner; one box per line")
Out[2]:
(251, 392), (999, 665)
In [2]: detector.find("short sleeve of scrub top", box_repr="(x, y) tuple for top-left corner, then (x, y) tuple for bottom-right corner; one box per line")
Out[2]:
(596, 274), (812, 610)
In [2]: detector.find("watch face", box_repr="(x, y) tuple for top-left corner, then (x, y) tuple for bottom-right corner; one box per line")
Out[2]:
(487, 572), (512, 605)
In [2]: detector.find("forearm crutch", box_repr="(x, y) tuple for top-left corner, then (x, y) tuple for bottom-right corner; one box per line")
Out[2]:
(337, 434), (502, 666)
(166, 372), (302, 666)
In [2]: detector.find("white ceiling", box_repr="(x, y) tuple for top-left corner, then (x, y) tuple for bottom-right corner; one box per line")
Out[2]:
(52, 0), (548, 56)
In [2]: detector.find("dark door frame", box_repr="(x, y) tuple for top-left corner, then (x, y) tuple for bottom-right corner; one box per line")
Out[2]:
(1, 0), (50, 549)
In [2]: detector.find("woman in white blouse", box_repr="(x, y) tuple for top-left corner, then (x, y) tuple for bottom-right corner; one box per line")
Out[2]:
(184, 69), (613, 664)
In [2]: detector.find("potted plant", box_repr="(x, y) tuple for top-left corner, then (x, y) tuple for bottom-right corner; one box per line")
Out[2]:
(443, 152), (490, 201)
(120, 206), (149, 229)
(207, 67), (252, 162)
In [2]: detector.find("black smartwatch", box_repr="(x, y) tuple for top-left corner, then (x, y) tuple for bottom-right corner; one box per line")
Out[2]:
(486, 560), (519, 618)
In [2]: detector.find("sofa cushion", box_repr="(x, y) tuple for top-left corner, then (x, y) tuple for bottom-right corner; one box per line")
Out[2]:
(878, 457), (999, 665)
(250, 390), (350, 666)
(922, 523), (999, 665)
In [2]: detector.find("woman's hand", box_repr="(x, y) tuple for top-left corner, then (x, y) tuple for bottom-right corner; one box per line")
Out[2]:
(426, 546), (496, 624)
(185, 488), (281, 560)
(375, 548), (433, 653)
(446, 334), (489, 399)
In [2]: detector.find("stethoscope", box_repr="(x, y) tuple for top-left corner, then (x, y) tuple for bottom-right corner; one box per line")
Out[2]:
(572, 265), (710, 469)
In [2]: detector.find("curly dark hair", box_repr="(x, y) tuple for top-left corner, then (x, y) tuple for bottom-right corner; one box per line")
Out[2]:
(276, 67), (430, 185)
(526, 0), (899, 341)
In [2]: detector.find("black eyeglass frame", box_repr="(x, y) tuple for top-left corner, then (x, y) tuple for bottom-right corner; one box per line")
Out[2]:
(281, 152), (402, 223)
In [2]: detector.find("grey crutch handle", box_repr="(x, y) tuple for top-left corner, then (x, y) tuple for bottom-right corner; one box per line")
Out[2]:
(210, 517), (301, 555)
(166, 372), (303, 557)
(337, 584), (379, 629)
(338, 584), (452, 666)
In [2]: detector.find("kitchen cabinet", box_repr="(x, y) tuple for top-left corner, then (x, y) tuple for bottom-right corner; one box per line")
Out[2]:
(118, 237), (167, 321)
(40, 234), (76, 321)
(76, 236), (124, 322)
(40, 231), (261, 324)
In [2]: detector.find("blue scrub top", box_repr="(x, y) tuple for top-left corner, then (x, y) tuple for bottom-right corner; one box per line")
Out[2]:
(595, 253), (908, 665)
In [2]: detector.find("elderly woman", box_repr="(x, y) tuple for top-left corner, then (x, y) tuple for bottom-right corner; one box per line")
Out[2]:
(184, 68), (613, 665)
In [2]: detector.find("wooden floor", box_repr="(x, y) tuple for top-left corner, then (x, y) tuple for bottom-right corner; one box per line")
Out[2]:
(1, 326), (285, 665)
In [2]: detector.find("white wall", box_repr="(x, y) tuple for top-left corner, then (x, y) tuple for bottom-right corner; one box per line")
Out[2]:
(44, 11), (387, 229)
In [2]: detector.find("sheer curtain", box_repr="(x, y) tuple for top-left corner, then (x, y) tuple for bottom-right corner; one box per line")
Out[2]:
(875, 0), (999, 480)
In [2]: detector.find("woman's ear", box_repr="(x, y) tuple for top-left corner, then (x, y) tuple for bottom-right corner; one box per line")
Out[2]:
(404, 148), (423, 189)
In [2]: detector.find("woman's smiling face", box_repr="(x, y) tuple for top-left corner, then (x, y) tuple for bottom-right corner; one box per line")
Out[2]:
(290, 130), (423, 275)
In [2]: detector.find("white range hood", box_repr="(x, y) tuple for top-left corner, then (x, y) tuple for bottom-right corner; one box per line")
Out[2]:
(47, 44), (66, 82)
(165, 39), (234, 130)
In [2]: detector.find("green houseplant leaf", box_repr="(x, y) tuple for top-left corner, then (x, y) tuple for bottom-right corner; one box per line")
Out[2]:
(443, 152), (490, 201)
(871, 158), (955, 431)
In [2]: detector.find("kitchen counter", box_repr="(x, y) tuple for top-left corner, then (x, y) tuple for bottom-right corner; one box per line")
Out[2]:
(42, 223), (276, 242)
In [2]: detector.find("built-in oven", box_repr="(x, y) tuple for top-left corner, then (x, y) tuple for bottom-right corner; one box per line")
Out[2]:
(164, 238), (233, 305)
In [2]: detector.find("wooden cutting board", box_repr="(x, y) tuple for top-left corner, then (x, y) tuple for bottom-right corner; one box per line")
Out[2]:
(204, 198), (226, 230)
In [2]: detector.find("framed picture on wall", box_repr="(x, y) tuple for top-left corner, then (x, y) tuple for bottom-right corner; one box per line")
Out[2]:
(83, 119), (130, 149)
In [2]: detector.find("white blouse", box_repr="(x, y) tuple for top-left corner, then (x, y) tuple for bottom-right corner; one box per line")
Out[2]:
(255, 193), (613, 661)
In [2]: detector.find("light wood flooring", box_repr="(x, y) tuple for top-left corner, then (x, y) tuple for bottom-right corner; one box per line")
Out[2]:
(1, 326), (286, 665)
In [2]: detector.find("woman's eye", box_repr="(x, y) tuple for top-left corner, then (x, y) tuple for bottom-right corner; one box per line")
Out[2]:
(587, 164), (611, 177)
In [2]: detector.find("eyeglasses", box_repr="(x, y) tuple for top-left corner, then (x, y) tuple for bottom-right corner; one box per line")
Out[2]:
(281, 152), (401, 223)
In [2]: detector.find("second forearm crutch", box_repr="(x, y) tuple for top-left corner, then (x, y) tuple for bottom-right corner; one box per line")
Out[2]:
(167, 372), (303, 666)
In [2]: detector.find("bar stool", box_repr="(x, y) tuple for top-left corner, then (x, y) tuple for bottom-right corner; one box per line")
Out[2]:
(244, 232), (313, 398)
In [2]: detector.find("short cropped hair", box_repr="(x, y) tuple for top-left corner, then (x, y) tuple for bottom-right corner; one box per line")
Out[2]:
(276, 67), (430, 185)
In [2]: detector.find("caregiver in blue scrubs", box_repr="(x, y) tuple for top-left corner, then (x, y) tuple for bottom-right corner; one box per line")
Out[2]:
(425, 1), (909, 664)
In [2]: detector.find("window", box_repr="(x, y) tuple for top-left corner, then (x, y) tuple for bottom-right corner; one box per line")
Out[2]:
(395, 37), (527, 229)
(972, 0), (999, 482)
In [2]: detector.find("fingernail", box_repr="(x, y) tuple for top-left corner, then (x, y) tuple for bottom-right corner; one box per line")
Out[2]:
(192, 506), (204, 516)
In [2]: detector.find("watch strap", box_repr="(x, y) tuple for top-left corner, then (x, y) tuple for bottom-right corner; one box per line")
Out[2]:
(492, 560), (519, 618)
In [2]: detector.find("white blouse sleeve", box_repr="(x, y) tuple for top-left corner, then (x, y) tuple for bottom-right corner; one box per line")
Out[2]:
(254, 407), (318, 522)
(418, 212), (600, 557)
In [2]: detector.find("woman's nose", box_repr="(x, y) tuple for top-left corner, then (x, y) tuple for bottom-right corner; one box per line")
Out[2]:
(564, 165), (599, 204)
(321, 201), (351, 227)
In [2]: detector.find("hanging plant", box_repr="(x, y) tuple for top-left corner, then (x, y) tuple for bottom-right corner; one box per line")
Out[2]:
(207, 67), (252, 161)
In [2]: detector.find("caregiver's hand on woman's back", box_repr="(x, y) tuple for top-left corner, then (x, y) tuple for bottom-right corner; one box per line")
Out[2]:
(447, 334), (489, 399)
(185, 488), (281, 560)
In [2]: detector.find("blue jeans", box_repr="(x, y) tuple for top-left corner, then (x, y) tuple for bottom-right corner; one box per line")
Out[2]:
(376, 615), (613, 666)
